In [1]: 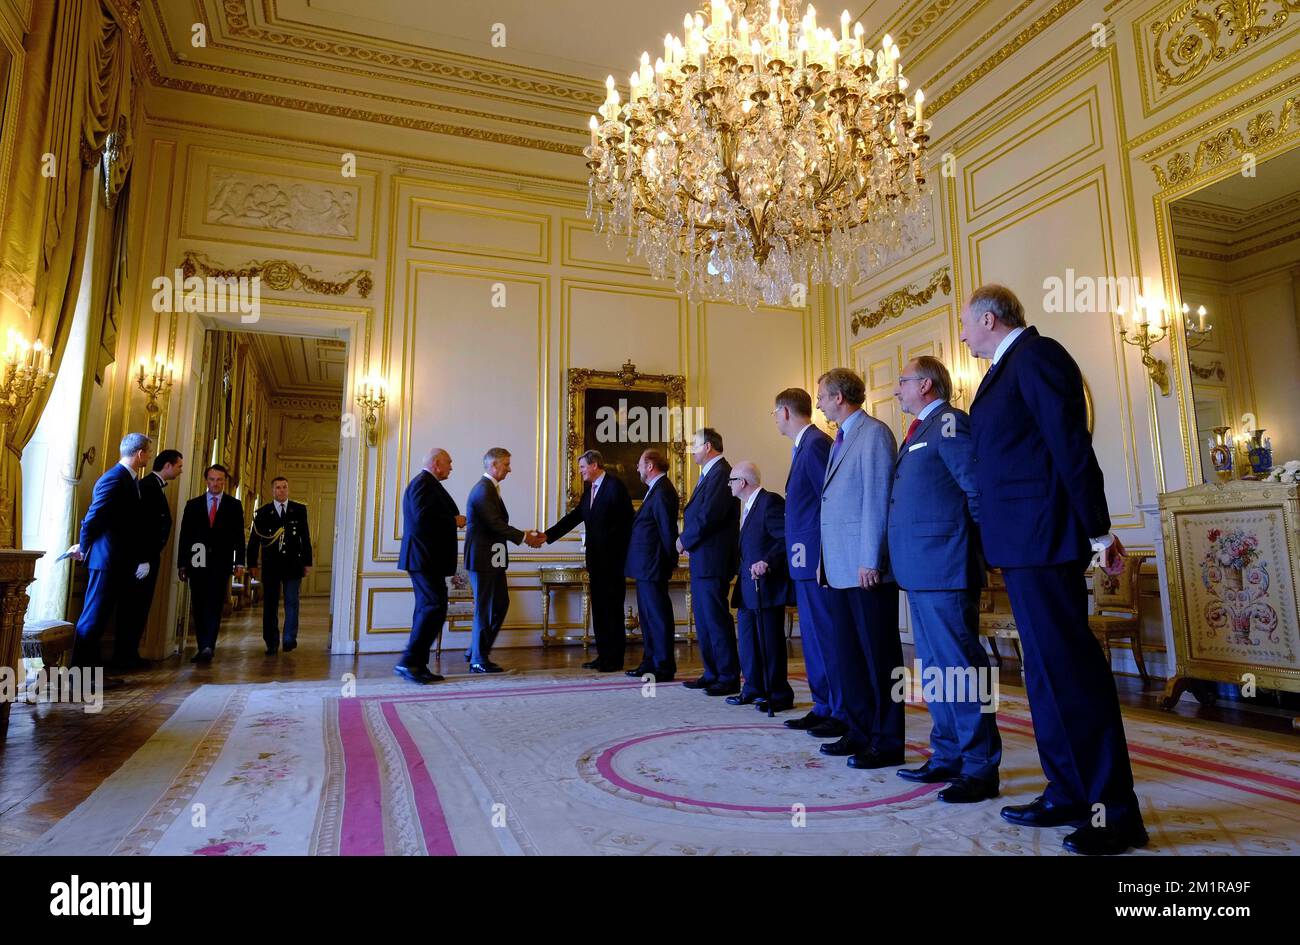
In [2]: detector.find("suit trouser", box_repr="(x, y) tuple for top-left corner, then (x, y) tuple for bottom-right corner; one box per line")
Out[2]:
(261, 568), (302, 647)
(1002, 562), (1140, 823)
(635, 579), (676, 677)
(589, 567), (627, 665)
(401, 570), (448, 668)
(189, 569), (231, 652)
(824, 582), (905, 753)
(113, 562), (160, 663)
(468, 569), (510, 664)
(793, 579), (836, 718)
(72, 566), (132, 668)
(907, 588), (1002, 780)
(737, 606), (794, 702)
(690, 574), (739, 684)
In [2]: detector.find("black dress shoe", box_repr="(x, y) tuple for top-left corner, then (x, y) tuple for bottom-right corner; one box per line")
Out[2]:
(756, 697), (795, 713)
(807, 718), (849, 738)
(897, 760), (961, 783)
(1000, 795), (1090, 829)
(485, 660), (505, 672)
(191, 647), (214, 664)
(626, 665), (654, 678)
(937, 776), (1000, 803)
(847, 748), (906, 769)
(783, 711), (827, 730)
(819, 736), (859, 757)
(1063, 819), (1149, 856)
(581, 659), (602, 669)
(681, 676), (713, 690)
(705, 681), (740, 697)
(593, 662), (624, 673)
(283, 641), (297, 653)
(726, 693), (759, 706)
(394, 665), (438, 684)
(265, 646), (278, 656)
(469, 662), (502, 674)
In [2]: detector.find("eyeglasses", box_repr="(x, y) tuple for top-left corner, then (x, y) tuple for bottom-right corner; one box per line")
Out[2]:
(898, 375), (924, 383)
(727, 476), (746, 484)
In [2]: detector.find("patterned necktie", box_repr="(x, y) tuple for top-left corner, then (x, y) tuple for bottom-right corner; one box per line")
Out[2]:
(829, 427), (845, 466)
(903, 418), (921, 446)
(590, 482), (599, 508)
(208, 494), (218, 527)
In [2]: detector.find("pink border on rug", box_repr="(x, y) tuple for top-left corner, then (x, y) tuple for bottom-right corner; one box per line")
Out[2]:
(381, 700), (457, 855)
(594, 723), (940, 812)
(337, 697), (387, 855)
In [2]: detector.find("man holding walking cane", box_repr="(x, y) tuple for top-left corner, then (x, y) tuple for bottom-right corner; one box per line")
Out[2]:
(727, 461), (794, 714)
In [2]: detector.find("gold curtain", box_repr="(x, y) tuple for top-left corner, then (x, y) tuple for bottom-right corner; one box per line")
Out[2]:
(0, 0), (138, 548)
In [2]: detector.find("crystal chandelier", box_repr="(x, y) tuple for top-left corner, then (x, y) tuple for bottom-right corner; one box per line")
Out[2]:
(585, 0), (932, 307)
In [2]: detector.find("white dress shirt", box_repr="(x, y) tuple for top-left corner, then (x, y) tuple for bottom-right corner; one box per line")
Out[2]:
(991, 325), (1026, 365)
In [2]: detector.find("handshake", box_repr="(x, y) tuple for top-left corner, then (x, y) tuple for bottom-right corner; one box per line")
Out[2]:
(523, 529), (547, 549)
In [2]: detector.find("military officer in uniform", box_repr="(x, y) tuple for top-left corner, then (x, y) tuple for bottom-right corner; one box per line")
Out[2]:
(247, 476), (314, 655)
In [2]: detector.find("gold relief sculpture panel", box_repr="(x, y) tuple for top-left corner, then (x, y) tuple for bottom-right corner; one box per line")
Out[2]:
(181, 146), (378, 257)
(408, 197), (550, 263)
(850, 268), (952, 336)
(1139, 0), (1300, 115)
(179, 250), (374, 298)
(1150, 95), (1299, 189)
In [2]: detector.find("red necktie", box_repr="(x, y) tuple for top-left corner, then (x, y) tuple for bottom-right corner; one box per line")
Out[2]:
(904, 418), (921, 445)
(208, 495), (218, 526)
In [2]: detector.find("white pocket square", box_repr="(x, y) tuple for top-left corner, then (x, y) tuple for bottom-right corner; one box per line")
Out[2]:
(908, 441), (928, 452)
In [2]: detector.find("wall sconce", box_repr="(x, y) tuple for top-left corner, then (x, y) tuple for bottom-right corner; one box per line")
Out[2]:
(136, 354), (174, 439)
(355, 376), (387, 447)
(1182, 303), (1213, 349)
(1116, 298), (1170, 397)
(1, 328), (56, 545)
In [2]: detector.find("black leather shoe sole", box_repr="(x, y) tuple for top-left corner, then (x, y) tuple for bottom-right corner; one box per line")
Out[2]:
(807, 721), (849, 738)
(937, 780), (1000, 803)
(681, 678), (713, 690)
(819, 739), (858, 757)
(847, 751), (906, 769)
(756, 699), (795, 713)
(1000, 802), (1090, 829)
(625, 667), (654, 678)
(783, 713), (827, 730)
(705, 685), (741, 697)
(726, 694), (758, 706)
(1062, 825), (1149, 856)
(897, 764), (961, 784)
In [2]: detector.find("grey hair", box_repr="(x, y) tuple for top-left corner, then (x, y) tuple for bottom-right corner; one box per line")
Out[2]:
(119, 433), (152, 457)
(579, 449), (604, 467)
(911, 356), (953, 402)
(483, 447), (511, 468)
(816, 368), (866, 407)
(967, 284), (1026, 328)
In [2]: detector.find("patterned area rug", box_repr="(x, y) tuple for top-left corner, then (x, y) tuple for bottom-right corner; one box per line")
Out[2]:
(24, 670), (1300, 855)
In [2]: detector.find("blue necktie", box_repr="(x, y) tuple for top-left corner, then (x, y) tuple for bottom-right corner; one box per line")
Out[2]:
(829, 427), (845, 466)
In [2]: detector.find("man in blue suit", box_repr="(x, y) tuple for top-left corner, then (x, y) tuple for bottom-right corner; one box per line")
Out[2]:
(772, 388), (843, 735)
(815, 368), (905, 770)
(69, 433), (153, 669)
(888, 356), (1002, 803)
(727, 461), (795, 712)
(677, 427), (741, 696)
(625, 448), (679, 682)
(395, 447), (465, 683)
(961, 283), (1144, 855)
(537, 449), (635, 671)
(464, 447), (536, 674)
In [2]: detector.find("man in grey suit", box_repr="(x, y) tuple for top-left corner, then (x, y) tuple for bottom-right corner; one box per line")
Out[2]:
(888, 356), (1002, 803)
(464, 447), (538, 673)
(815, 368), (906, 770)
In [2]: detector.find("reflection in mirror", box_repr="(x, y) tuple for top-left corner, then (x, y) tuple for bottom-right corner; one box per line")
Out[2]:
(1171, 147), (1300, 483)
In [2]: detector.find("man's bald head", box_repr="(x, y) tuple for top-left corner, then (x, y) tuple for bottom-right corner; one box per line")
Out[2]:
(422, 447), (452, 480)
(729, 460), (761, 500)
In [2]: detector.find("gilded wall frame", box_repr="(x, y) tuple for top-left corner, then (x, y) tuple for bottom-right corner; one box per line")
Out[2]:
(565, 360), (687, 510)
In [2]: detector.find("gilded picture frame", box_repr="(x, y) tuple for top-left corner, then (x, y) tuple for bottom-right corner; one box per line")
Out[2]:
(565, 360), (687, 509)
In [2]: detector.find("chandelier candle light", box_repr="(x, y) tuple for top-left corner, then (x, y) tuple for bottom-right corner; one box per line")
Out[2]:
(585, 1), (932, 306)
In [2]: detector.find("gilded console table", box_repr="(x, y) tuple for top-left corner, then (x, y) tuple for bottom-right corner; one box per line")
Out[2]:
(1158, 481), (1300, 728)
(0, 549), (44, 742)
(538, 565), (694, 649)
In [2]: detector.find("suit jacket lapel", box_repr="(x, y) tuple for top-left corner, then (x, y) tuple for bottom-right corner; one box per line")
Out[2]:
(972, 327), (1035, 408)
(824, 412), (864, 486)
(896, 402), (949, 465)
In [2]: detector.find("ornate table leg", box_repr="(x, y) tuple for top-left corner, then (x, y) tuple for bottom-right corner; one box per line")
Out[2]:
(0, 551), (44, 743)
(540, 586), (551, 648)
(581, 580), (591, 652)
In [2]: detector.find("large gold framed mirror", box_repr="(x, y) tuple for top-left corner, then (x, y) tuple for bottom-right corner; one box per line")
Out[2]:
(1169, 147), (1300, 483)
(564, 360), (687, 509)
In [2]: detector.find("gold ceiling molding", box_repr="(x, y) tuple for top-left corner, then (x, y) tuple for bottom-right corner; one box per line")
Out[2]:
(1172, 192), (1300, 229)
(1151, 0), (1300, 90)
(180, 250), (374, 298)
(1151, 96), (1298, 188)
(220, 0), (600, 106)
(925, 0), (1037, 88)
(850, 267), (952, 335)
(930, 0), (1085, 114)
(896, 0), (961, 49)
(1176, 227), (1300, 260)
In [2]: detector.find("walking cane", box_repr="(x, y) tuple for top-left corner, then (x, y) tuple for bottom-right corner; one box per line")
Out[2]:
(753, 570), (775, 718)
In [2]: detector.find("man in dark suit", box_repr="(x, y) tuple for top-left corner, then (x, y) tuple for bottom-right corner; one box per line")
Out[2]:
(773, 387), (843, 735)
(177, 464), (246, 663)
(247, 476), (314, 655)
(395, 447), (464, 683)
(677, 427), (741, 696)
(961, 283), (1144, 855)
(726, 461), (794, 712)
(535, 449), (634, 671)
(815, 368), (905, 771)
(624, 448), (679, 682)
(888, 356), (1002, 803)
(69, 433), (153, 669)
(111, 448), (184, 671)
(464, 447), (536, 673)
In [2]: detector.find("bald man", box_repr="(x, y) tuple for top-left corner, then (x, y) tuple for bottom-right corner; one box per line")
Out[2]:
(396, 448), (466, 683)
